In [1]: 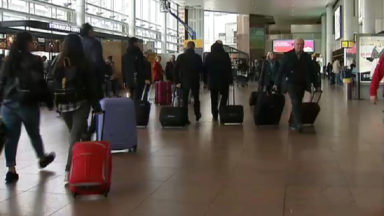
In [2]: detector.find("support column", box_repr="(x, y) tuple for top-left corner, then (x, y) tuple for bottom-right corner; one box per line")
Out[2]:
(343, 0), (354, 40)
(76, 0), (85, 26)
(128, 0), (135, 37)
(162, 12), (167, 53)
(326, 4), (333, 65)
(321, 14), (326, 66)
(361, 0), (378, 33)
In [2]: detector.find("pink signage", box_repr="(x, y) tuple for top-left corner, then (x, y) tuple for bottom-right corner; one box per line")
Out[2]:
(273, 40), (315, 53)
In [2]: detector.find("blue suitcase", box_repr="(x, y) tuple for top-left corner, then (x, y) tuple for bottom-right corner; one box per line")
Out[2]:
(96, 98), (138, 152)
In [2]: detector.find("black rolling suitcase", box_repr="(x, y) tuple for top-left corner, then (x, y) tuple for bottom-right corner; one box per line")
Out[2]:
(220, 85), (244, 125)
(249, 91), (258, 106)
(289, 90), (322, 125)
(159, 88), (187, 127)
(253, 91), (285, 126)
(135, 85), (151, 127)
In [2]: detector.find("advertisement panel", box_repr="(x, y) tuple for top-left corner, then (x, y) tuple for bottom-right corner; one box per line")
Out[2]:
(335, 6), (342, 40)
(273, 40), (315, 53)
(358, 35), (384, 79)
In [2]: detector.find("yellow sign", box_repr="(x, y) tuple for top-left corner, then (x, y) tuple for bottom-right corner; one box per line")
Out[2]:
(341, 40), (355, 48)
(184, 39), (203, 48)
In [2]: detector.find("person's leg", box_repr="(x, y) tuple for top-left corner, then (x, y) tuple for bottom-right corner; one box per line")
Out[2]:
(287, 85), (304, 130)
(2, 103), (22, 171)
(64, 103), (91, 172)
(19, 104), (55, 168)
(191, 87), (201, 121)
(136, 84), (145, 101)
(182, 88), (190, 122)
(210, 89), (219, 120)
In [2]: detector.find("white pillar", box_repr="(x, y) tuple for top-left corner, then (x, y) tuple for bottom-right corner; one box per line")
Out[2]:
(129, 0), (136, 36)
(361, 0), (378, 33)
(76, 0), (85, 26)
(162, 12), (167, 53)
(343, 0), (354, 40)
(326, 4), (333, 65)
(321, 14), (326, 65)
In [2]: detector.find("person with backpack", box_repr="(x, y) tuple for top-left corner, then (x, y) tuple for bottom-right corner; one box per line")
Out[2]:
(51, 34), (102, 182)
(0, 32), (55, 183)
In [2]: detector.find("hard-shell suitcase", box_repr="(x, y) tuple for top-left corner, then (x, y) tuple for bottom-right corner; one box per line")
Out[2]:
(155, 81), (172, 105)
(135, 85), (151, 127)
(220, 85), (244, 124)
(249, 91), (258, 106)
(97, 98), (138, 152)
(253, 92), (285, 126)
(289, 90), (322, 125)
(159, 88), (187, 127)
(69, 141), (112, 197)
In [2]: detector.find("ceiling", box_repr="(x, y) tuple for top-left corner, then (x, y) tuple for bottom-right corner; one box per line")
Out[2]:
(174, 0), (336, 24)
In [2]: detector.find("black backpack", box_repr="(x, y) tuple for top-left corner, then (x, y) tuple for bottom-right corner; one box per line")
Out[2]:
(51, 57), (86, 106)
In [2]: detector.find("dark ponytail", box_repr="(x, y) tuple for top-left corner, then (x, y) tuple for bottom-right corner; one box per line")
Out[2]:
(4, 32), (33, 76)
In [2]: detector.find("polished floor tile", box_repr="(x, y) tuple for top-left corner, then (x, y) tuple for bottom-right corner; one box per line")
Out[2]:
(0, 81), (384, 215)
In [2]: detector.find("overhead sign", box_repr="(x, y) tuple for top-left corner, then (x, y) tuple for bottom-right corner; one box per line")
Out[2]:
(273, 40), (315, 53)
(184, 39), (203, 48)
(48, 23), (80, 33)
(341, 40), (355, 48)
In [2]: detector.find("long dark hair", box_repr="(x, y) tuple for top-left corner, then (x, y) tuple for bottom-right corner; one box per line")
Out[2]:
(3, 32), (33, 76)
(57, 34), (86, 69)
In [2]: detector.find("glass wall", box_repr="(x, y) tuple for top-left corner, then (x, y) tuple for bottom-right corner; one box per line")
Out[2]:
(204, 11), (238, 52)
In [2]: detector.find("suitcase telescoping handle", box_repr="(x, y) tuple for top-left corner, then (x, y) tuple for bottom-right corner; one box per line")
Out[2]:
(173, 87), (183, 107)
(141, 84), (150, 101)
(227, 84), (236, 106)
(92, 110), (106, 141)
(311, 90), (322, 104)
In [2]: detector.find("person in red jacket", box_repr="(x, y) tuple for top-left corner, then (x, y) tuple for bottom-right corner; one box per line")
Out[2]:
(370, 54), (384, 104)
(152, 55), (164, 82)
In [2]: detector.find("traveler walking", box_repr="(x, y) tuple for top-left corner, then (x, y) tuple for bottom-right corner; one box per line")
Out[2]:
(122, 37), (151, 101)
(50, 34), (102, 182)
(370, 53), (384, 105)
(0, 32), (55, 183)
(204, 42), (233, 121)
(333, 59), (342, 85)
(175, 41), (204, 124)
(153, 55), (164, 82)
(80, 23), (106, 98)
(259, 51), (280, 92)
(165, 55), (176, 83)
(274, 38), (321, 132)
(105, 56), (116, 97)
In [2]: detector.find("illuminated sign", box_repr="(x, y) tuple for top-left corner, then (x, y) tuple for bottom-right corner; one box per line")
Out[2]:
(334, 6), (342, 40)
(273, 40), (315, 53)
(341, 40), (355, 48)
(48, 23), (80, 33)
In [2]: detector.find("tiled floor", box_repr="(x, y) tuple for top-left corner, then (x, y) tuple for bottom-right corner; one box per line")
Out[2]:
(1, 81), (384, 216)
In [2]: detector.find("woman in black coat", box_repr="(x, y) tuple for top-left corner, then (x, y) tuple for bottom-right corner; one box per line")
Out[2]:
(204, 42), (232, 121)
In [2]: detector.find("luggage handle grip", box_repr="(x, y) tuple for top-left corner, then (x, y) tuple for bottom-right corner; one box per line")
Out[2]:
(311, 90), (323, 104)
(141, 84), (150, 101)
(92, 110), (105, 141)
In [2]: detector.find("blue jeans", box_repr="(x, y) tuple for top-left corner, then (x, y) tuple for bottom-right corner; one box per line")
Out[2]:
(1, 101), (45, 167)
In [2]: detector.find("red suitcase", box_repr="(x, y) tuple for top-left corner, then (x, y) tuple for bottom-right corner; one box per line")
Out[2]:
(68, 141), (112, 197)
(155, 81), (172, 105)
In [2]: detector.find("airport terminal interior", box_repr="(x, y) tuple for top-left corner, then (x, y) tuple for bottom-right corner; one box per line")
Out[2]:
(2, 0), (384, 215)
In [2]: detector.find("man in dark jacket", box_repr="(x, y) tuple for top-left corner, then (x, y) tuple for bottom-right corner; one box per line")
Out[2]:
(80, 23), (106, 98)
(175, 41), (204, 123)
(122, 37), (151, 101)
(204, 42), (232, 121)
(274, 38), (321, 132)
(165, 55), (176, 83)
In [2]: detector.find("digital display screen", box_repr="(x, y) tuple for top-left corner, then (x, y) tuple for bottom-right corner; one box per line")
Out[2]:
(273, 40), (315, 53)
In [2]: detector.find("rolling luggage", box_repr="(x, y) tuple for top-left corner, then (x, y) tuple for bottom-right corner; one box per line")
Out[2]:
(159, 88), (187, 127)
(135, 85), (151, 127)
(155, 81), (172, 105)
(289, 90), (322, 125)
(69, 141), (112, 197)
(97, 98), (138, 152)
(220, 85), (244, 124)
(249, 91), (258, 106)
(253, 91), (285, 126)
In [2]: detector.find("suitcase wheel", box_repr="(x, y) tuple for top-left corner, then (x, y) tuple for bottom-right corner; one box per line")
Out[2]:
(129, 145), (137, 153)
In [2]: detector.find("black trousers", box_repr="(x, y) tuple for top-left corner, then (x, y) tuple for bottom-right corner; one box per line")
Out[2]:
(182, 87), (200, 119)
(287, 84), (306, 127)
(210, 87), (229, 118)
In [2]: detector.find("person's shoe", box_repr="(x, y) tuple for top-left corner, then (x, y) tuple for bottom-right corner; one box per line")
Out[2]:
(39, 152), (56, 169)
(186, 120), (191, 125)
(64, 171), (69, 185)
(289, 125), (303, 133)
(196, 113), (202, 122)
(5, 171), (19, 184)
